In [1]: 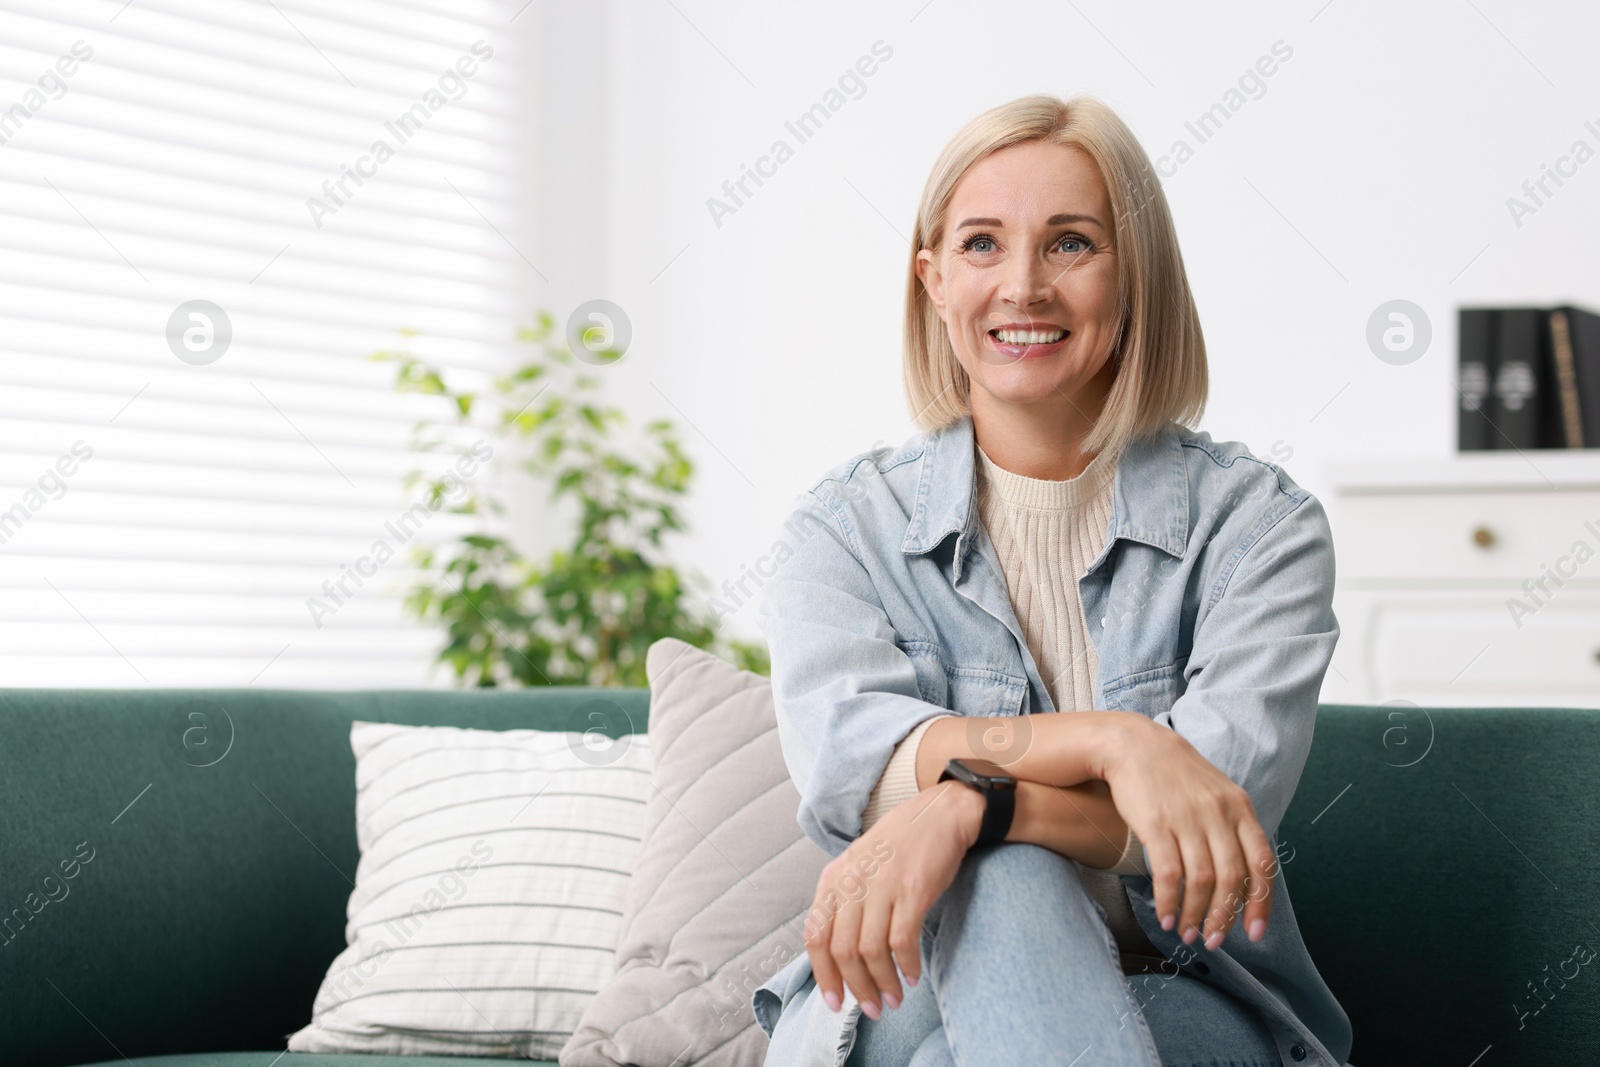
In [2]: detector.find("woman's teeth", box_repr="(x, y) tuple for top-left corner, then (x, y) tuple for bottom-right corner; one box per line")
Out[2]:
(991, 328), (1067, 345)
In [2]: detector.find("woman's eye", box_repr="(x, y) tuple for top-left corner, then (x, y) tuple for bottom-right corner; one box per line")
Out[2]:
(959, 233), (1090, 255)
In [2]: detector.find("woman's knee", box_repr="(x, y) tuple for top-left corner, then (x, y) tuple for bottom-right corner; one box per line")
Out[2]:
(925, 841), (1107, 955)
(952, 840), (1074, 884)
(938, 841), (1096, 915)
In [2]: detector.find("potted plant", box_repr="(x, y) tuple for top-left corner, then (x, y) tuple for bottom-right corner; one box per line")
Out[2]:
(372, 312), (769, 688)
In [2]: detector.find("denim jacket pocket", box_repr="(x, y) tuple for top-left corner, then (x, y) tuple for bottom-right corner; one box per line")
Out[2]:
(945, 665), (1028, 718)
(1101, 659), (1185, 718)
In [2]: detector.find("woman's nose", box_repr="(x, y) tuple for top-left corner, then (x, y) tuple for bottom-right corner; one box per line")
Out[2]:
(999, 252), (1052, 306)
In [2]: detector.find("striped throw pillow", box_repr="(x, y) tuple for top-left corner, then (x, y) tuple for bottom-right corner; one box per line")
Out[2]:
(286, 719), (652, 1058)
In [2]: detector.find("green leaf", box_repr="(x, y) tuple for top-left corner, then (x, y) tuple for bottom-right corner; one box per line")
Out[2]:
(387, 309), (740, 691)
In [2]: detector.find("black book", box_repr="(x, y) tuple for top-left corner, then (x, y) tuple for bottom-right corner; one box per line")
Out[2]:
(1457, 308), (1496, 451)
(1490, 308), (1544, 450)
(1546, 305), (1600, 448)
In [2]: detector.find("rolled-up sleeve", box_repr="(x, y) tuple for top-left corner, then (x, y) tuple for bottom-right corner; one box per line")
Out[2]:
(756, 491), (950, 858)
(1153, 491), (1339, 840)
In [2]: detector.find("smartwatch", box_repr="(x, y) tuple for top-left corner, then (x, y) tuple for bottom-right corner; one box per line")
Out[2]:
(938, 757), (1016, 845)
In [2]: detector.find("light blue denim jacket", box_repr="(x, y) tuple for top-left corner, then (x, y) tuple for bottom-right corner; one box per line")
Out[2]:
(749, 413), (1352, 1067)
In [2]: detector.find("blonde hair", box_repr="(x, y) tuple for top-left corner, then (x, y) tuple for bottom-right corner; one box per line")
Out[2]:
(903, 93), (1207, 458)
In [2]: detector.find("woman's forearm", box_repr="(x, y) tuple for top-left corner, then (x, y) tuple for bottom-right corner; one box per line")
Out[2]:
(1003, 778), (1130, 868)
(912, 710), (1142, 792)
(910, 775), (1130, 869)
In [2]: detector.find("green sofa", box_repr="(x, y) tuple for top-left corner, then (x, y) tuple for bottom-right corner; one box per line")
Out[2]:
(2, 687), (1594, 1067)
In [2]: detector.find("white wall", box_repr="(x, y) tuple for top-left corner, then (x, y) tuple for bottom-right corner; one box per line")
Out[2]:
(529, 0), (1600, 651)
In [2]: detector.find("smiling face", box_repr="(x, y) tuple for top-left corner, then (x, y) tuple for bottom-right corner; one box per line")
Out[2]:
(915, 140), (1122, 431)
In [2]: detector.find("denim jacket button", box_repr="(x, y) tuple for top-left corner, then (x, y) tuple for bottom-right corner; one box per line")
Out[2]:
(1289, 1042), (1307, 1060)
(1192, 961), (1209, 975)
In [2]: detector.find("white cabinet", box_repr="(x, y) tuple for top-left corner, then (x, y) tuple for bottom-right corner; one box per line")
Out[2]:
(1321, 452), (1600, 709)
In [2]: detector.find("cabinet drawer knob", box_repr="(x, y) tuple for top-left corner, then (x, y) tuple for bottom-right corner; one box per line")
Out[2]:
(1471, 525), (1495, 548)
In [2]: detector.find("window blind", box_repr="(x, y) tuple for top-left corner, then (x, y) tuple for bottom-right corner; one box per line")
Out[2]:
(0, 0), (524, 687)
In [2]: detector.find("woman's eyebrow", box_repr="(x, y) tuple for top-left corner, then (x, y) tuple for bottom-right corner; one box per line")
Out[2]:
(1047, 212), (1104, 228)
(954, 213), (1105, 229)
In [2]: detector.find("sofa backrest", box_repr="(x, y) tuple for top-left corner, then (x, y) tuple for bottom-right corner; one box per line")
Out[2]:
(1, 691), (1594, 1067)
(0, 686), (649, 1067)
(1278, 704), (1598, 1067)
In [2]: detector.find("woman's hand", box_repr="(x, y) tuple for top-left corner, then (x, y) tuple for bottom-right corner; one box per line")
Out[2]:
(803, 780), (984, 1020)
(1098, 714), (1277, 950)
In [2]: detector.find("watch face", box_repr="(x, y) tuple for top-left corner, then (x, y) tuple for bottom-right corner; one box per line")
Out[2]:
(952, 757), (1016, 789)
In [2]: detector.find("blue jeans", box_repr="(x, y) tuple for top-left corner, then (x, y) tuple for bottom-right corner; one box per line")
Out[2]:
(764, 842), (1282, 1067)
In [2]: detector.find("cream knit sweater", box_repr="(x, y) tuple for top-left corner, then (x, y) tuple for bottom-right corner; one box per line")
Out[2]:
(860, 435), (1167, 973)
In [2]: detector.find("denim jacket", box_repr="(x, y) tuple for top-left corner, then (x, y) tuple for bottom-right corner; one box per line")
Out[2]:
(749, 413), (1352, 1067)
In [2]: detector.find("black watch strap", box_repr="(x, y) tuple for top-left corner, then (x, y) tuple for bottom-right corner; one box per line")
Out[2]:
(973, 783), (1013, 845)
(939, 760), (1015, 845)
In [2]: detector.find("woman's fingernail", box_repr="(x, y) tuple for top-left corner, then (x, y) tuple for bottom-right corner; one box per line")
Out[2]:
(1249, 919), (1266, 942)
(905, 973), (919, 988)
(883, 992), (900, 1010)
(1205, 930), (1224, 951)
(823, 990), (841, 1012)
(1182, 926), (1198, 945)
(861, 1000), (881, 1020)
(1160, 914), (1175, 931)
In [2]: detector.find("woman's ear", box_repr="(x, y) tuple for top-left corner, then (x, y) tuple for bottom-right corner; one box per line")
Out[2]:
(914, 247), (946, 321)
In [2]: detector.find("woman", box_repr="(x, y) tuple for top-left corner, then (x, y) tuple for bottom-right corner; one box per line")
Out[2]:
(750, 94), (1351, 1067)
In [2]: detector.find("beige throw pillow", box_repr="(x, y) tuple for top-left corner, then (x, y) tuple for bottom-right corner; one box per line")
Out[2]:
(560, 638), (830, 1067)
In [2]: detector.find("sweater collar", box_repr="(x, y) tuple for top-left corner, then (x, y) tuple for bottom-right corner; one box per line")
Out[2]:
(900, 413), (1191, 576)
(975, 436), (1118, 511)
